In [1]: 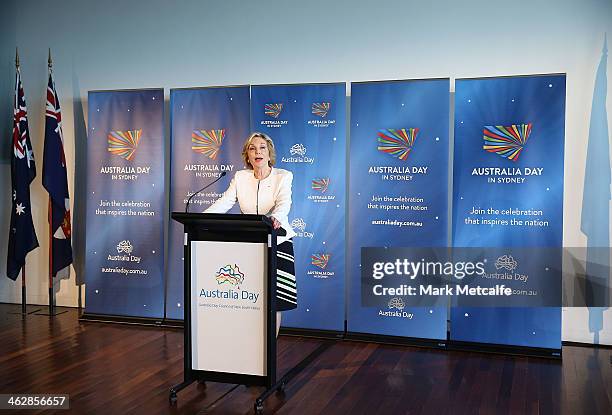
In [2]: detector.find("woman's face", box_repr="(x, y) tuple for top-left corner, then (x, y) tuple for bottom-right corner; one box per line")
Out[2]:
(247, 136), (270, 169)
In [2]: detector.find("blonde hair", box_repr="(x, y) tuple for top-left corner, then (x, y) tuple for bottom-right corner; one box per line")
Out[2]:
(242, 132), (276, 169)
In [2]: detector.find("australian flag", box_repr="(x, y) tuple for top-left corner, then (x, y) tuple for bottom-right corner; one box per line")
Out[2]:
(7, 69), (39, 280)
(42, 71), (73, 277)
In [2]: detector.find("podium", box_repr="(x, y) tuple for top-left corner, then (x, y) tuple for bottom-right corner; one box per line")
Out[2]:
(169, 213), (285, 411)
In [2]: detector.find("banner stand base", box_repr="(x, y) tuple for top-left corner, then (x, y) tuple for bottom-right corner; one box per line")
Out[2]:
(562, 341), (612, 350)
(80, 312), (164, 327)
(346, 331), (448, 350)
(279, 327), (344, 340)
(160, 318), (185, 328)
(448, 339), (562, 360)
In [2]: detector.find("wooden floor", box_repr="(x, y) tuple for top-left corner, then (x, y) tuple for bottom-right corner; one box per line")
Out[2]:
(0, 304), (610, 415)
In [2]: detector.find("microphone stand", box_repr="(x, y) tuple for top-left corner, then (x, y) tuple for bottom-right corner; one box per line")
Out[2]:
(185, 171), (227, 213)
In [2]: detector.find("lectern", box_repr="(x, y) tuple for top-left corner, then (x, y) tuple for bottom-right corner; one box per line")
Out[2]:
(169, 213), (285, 410)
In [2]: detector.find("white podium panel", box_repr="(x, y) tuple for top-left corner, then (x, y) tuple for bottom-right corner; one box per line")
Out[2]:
(191, 241), (267, 375)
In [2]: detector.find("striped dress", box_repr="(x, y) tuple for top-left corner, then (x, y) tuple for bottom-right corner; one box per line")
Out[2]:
(276, 239), (297, 311)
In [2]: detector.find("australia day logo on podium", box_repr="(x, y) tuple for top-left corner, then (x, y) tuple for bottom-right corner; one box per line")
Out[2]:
(260, 103), (288, 129)
(198, 263), (260, 305)
(101, 129), (151, 181)
(307, 177), (335, 204)
(185, 129), (234, 178)
(281, 143), (314, 164)
(307, 102), (336, 128)
(308, 253), (334, 279)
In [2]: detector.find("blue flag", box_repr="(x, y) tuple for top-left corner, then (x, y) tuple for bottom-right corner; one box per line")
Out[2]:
(7, 69), (39, 280)
(582, 37), (610, 243)
(42, 71), (73, 277)
(581, 36), (610, 336)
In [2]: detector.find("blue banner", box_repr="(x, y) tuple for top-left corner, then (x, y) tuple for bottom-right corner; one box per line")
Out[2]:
(251, 83), (346, 331)
(85, 89), (165, 318)
(347, 79), (450, 339)
(167, 86), (251, 320)
(451, 74), (566, 349)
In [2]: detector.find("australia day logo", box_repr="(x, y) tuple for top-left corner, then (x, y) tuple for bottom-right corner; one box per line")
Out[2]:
(379, 296), (413, 319)
(192, 129), (225, 160)
(215, 264), (245, 287)
(199, 263), (259, 304)
(495, 255), (518, 272)
(184, 129), (233, 178)
(308, 177), (335, 203)
(483, 254), (529, 284)
(308, 253), (334, 279)
(108, 129), (142, 161)
(308, 102), (335, 128)
(261, 103), (288, 128)
(377, 128), (419, 161)
(388, 297), (405, 311)
(483, 123), (532, 161)
(282, 143), (314, 164)
(290, 218), (313, 239)
(116, 240), (133, 254)
(102, 129), (151, 180)
(108, 240), (141, 264)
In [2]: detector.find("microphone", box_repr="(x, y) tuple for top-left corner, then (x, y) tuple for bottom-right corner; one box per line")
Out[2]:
(185, 171), (227, 213)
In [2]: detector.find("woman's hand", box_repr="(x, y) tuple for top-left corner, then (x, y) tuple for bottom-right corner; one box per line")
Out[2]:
(270, 216), (281, 229)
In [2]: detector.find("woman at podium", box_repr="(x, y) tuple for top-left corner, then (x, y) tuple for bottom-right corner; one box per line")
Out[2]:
(205, 132), (297, 332)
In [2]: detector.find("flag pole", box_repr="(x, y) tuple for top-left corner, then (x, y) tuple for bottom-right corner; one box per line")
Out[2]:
(36, 48), (66, 317)
(21, 268), (26, 314)
(48, 198), (54, 314)
(18, 49), (26, 315)
(48, 49), (54, 315)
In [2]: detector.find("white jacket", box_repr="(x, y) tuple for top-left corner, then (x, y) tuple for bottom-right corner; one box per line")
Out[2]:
(205, 168), (296, 244)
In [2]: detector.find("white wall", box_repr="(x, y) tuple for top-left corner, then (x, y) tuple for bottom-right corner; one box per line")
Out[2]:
(0, 0), (610, 343)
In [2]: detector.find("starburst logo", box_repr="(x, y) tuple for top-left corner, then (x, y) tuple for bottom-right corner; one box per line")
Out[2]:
(290, 218), (306, 232)
(312, 178), (330, 193)
(108, 129), (142, 161)
(264, 103), (283, 118)
(192, 129), (225, 160)
(116, 240), (133, 254)
(215, 264), (245, 287)
(312, 102), (331, 118)
(311, 254), (330, 269)
(290, 143), (307, 156)
(495, 255), (518, 271)
(377, 128), (419, 161)
(388, 297), (405, 311)
(483, 123), (532, 161)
